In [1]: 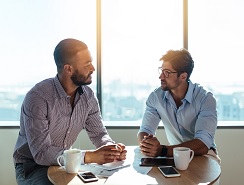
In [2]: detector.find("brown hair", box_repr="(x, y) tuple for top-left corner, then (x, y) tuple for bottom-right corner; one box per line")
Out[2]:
(160, 48), (194, 81)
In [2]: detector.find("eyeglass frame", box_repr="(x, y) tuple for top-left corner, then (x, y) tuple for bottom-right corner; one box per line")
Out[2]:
(158, 67), (178, 78)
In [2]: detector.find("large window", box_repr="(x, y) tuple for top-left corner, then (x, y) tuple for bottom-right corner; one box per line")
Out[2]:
(101, 0), (182, 123)
(0, 0), (96, 122)
(188, 0), (244, 124)
(1, 0), (244, 126)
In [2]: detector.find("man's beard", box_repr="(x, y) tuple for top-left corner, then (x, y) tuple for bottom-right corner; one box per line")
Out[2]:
(71, 70), (92, 86)
(161, 81), (170, 91)
(162, 86), (170, 91)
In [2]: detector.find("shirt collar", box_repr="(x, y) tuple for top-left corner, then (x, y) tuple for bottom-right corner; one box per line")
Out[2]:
(77, 86), (84, 95)
(54, 75), (67, 99)
(184, 80), (194, 103)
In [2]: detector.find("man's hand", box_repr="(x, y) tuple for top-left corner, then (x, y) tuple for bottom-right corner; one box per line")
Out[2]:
(104, 143), (127, 162)
(84, 144), (127, 164)
(139, 134), (162, 157)
(113, 143), (127, 161)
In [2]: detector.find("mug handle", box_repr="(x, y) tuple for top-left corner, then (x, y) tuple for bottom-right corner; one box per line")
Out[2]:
(57, 155), (64, 167)
(189, 150), (194, 163)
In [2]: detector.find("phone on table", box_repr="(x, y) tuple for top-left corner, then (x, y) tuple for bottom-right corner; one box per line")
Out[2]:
(77, 171), (99, 183)
(158, 166), (181, 177)
(140, 157), (175, 167)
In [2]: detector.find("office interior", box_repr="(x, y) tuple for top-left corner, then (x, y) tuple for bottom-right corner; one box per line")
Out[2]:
(1, 1), (244, 185)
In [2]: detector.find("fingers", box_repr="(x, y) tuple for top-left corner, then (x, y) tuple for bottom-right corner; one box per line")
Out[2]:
(139, 135), (160, 157)
(106, 147), (121, 156)
(96, 155), (116, 165)
(108, 143), (127, 161)
(95, 144), (127, 164)
(103, 144), (127, 157)
(140, 135), (159, 149)
(117, 143), (126, 151)
(140, 150), (156, 157)
(115, 145), (122, 152)
(110, 143), (126, 152)
(115, 150), (127, 161)
(143, 134), (153, 140)
(109, 144), (122, 152)
(140, 138), (154, 149)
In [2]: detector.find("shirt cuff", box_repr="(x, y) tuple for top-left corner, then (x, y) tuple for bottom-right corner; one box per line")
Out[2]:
(80, 151), (86, 164)
(195, 130), (213, 149)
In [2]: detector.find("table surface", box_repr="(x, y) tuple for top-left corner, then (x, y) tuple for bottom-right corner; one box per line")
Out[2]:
(48, 146), (221, 185)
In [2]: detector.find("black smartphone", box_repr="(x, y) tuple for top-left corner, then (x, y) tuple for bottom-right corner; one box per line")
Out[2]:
(77, 171), (99, 183)
(158, 166), (181, 177)
(140, 157), (175, 167)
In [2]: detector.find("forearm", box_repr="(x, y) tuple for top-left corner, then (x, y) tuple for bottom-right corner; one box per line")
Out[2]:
(87, 124), (115, 148)
(166, 139), (209, 157)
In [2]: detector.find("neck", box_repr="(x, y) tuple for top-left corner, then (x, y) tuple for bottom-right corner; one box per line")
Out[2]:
(58, 74), (77, 96)
(170, 81), (189, 108)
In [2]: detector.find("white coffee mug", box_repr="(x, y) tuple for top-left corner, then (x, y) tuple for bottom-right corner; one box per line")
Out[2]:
(173, 147), (194, 170)
(57, 148), (82, 173)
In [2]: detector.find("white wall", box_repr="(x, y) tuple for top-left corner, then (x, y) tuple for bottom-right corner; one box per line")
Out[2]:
(1, 128), (243, 185)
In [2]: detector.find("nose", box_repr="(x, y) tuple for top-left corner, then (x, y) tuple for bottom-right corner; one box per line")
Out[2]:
(90, 63), (95, 72)
(159, 73), (164, 79)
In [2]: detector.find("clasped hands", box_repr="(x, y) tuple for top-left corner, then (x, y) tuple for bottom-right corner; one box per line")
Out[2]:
(85, 143), (127, 165)
(139, 134), (162, 157)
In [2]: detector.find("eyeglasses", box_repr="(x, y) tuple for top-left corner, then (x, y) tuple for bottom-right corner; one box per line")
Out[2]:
(158, 67), (178, 78)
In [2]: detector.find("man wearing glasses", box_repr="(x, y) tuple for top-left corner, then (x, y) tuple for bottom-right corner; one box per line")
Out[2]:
(137, 49), (220, 163)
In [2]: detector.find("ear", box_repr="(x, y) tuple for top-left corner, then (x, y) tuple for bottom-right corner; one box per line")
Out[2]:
(181, 72), (188, 80)
(63, 64), (73, 74)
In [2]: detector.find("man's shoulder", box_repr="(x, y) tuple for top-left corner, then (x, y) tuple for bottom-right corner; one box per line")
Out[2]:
(27, 78), (56, 97)
(81, 85), (93, 91)
(81, 85), (94, 95)
(152, 86), (163, 93)
(32, 78), (54, 89)
(191, 82), (215, 101)
(80, 85), (96, 100)
(192, 82), (213, 95)
(151, 87), (166, 97)
(147, 87), (166, 102)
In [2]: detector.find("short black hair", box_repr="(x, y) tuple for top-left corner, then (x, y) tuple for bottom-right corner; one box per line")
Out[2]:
(53, 38), (88, 73)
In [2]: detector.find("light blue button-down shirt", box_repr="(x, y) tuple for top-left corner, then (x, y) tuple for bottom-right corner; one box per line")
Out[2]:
(138, 81), (217, 149)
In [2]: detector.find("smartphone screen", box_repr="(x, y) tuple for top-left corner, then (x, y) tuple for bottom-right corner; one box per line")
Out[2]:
(140, 157), (175, 167)
(77, 171), (99, 182)
(158, 167), (181, 177)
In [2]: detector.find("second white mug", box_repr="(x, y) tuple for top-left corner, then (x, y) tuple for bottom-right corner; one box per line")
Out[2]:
(173, 147), (194, 170)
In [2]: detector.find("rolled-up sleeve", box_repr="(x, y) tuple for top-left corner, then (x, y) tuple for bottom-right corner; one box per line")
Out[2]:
(138, 92), (161, 136)
(194, 92), (217, 149)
